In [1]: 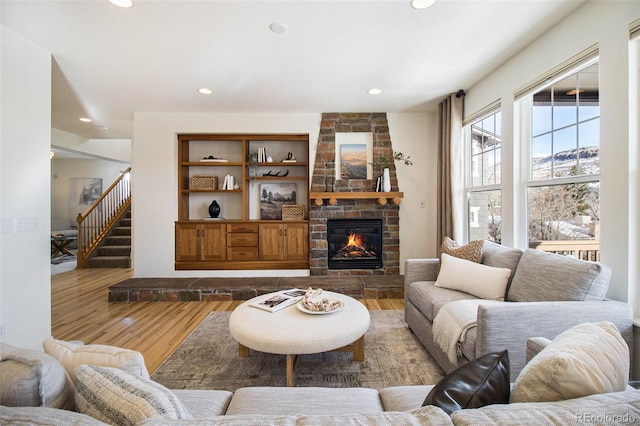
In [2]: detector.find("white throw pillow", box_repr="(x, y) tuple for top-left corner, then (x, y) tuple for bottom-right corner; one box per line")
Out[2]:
(74, 365), (192, 424)
(510, 321), (629, 403)
(43, 338), (150, 384)
(435, 253), (511, 300)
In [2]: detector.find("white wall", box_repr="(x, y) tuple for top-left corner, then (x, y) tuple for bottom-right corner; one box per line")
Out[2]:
(132, 112), (436, 277)
(0, 25), (52, 350)
(52, 128), (132, 163)
(51, 159), (129, 224)
(464, 0), (640, 304)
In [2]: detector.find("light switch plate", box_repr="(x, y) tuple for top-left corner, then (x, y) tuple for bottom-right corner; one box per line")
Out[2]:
(15, 217), (38, 233)
(0, 219), (12, 234)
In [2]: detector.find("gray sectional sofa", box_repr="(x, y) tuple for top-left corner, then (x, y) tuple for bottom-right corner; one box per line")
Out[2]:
(404, 240), (634, 378)
(1, 338), (640, 425)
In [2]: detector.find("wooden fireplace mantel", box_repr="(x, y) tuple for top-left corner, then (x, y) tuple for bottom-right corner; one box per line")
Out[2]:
(309, 192), (404, 206)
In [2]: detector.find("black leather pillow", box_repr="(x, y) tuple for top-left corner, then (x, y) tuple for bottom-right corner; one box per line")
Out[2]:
(422, 350), (510, 414)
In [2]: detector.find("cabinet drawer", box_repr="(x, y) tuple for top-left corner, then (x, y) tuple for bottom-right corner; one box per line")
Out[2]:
(227, 233), (258, 247)
(227, 247), (258, 260)
(227, 223), (259, 233)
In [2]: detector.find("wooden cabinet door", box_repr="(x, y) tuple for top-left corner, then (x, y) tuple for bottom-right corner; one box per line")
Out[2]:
(259, 223), (283, 261)
(283, 223), (308, 260)
(175, 223), (200, 262)
(200, 223), (226, 261)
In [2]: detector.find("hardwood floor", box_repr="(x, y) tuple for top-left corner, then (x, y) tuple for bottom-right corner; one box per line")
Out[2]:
(51, 268), (404, 374)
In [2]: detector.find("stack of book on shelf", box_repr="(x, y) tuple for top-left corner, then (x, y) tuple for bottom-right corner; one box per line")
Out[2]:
(249, 289), (306, 312)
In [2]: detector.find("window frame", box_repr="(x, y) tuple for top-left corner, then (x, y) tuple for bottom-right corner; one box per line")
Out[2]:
(464, 107), (503, 243)
(520, 58), (601, 244)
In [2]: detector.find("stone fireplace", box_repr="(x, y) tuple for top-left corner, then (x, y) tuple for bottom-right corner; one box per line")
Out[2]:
(309, 112), (400, 276)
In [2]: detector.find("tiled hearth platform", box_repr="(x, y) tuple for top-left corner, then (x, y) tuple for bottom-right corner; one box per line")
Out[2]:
(108, 275), (404, 302)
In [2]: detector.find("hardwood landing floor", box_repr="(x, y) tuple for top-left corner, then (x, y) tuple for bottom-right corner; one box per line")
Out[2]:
(51, 268), (404, 374)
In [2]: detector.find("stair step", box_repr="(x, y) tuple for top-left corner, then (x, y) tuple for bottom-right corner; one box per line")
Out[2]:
(98, 245), (131, 256)
(87, 256), (130, 268)
(119, 218), (132, 227)
(104, 235), (131, 245)
(112, 226), (131, 236)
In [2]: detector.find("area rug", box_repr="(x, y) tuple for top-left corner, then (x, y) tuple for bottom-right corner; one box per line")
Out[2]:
(151, 310), (444, 391)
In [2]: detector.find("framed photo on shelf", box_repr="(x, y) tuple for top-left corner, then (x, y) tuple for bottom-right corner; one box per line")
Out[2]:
(259, 183), (297, 220)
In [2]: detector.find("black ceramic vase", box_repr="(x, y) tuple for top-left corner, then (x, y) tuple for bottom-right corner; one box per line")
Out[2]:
(208, 200), (221, 218)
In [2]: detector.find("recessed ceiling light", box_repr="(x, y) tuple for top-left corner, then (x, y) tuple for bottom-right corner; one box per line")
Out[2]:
(108, 0), (133, 8)
(79, 117), (92, 123)
(411, 0), (436, 10)
(269, 23), (287, 34)
(198, 88), (213, 95)
(368, 88), (382, 95)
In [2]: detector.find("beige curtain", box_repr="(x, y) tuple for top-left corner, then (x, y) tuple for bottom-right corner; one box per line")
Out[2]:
(437, 93), (464, 250)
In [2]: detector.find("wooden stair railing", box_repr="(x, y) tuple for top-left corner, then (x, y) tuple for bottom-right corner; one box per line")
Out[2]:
(76, 167), (131, 269)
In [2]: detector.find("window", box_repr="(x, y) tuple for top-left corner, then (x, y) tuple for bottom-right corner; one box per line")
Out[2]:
(465, 110), (502, 243)
(523, 61), (600, 259)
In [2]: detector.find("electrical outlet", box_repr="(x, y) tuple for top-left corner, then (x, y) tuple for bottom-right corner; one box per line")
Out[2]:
(0, 219), (12, 234)
(420, 200), (426, 208)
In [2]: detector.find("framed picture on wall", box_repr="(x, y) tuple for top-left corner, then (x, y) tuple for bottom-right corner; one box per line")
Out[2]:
(259, 183), (296, 220)
(69, 178), (102, 220)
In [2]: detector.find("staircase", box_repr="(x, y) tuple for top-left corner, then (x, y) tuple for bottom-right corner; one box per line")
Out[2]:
(76, 167), (131, 269)
(86, 209), (131, 268)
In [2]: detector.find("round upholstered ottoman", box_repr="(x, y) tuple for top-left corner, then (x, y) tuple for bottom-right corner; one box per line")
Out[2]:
(229, 290), (370, 386)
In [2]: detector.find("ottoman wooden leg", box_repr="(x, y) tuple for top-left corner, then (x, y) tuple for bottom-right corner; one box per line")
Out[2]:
(238, 343), (250, 357)
(286, 354), (300, 387)
(353, 335), (365, 362)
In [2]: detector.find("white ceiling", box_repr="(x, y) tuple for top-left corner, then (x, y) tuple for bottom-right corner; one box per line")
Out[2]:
(1, 0), (586, 140)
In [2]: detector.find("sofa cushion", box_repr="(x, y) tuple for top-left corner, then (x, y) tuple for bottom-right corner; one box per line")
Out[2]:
(408, 281), (477, 322)
(451, 390), (640, 426)
(75, 365), (192, 425)
(225, 387), (384, 415)
(0, 405), (108, 425)
(141, 405), (455, 426)
(43, 338), (150, 384)
(507, 249), (611, 302)
(171, 389), (233, 417)
(510, 322), (628, 403)
(379, 385), (435, 411)
(480, 240), (523, 289)
(423, 350), (510, 414)
(441, 237), (483, 263)
(0, 342), (75, 410)
(435, 254), (511, 300)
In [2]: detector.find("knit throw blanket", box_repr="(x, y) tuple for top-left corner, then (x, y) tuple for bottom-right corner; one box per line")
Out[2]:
(432, 299), (503, 364)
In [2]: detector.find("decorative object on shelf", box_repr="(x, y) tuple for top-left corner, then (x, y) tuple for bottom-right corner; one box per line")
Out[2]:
(208, 200), (221, 218)
(233, 182), (240, 190)
(383, 168), (392, 192)
(200, 155), (229, 162)
(258, 147), (267, 162)
(263, 170), (289, 177)
(373, 151), (413, 168)
(248, 152), (259, 177)
(191, 175), (218, 190)
(266, 156), (274, 163)
(222, 175), (235, 190)
(282, 204), (304, 221)
(324, 162), (335, 192)
(260, 183), (296, 220)
(282, 152), (297, 162)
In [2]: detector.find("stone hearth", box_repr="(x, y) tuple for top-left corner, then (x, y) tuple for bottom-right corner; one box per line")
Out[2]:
(310, 112), (400, 276)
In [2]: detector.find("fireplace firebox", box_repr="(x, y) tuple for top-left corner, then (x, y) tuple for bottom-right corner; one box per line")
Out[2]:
(327, 219), (383, 269)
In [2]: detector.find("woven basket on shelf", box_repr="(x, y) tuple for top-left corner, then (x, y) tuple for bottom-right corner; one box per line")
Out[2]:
(191, 175), (218, 190)
(281, 204), (304, 220)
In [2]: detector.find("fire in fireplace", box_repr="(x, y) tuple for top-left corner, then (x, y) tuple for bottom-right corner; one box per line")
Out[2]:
(327, 219), (383, 269)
